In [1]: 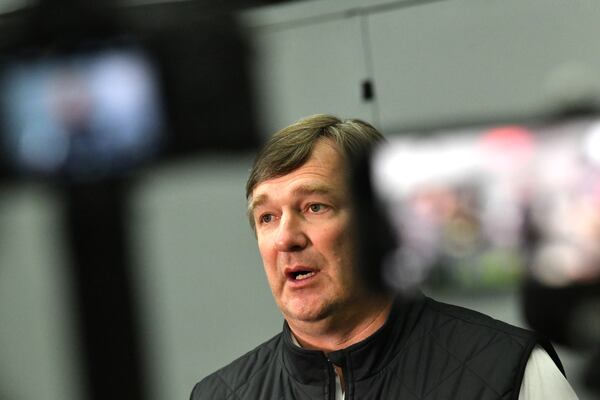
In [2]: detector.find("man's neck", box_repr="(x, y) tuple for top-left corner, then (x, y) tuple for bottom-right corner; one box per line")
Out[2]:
(288, 296), (393, 353)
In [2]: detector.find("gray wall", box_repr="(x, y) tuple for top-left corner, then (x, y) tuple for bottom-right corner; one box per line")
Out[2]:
(131, 156), (281, 400)
(0, 186), (83, 400)
(1, 0), (598, 399)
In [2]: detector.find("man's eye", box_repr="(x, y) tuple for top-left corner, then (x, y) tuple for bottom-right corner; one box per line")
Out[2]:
(308, 204), (325, 213)
(260, 214), (274, 224)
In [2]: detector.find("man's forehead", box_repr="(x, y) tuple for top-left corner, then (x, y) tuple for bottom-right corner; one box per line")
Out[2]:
(248, 139), (348, 211)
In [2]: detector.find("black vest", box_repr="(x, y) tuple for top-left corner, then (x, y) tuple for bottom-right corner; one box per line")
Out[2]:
(191, 295), (564, 400)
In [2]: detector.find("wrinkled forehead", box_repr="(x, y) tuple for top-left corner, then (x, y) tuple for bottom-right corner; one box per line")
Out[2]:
(247, 140), (349, 213)
(251, 136), (335, 183)
(251, 139), (345, 191)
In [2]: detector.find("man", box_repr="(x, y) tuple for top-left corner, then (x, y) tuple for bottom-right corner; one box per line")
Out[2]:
(191, 114), (578, 399)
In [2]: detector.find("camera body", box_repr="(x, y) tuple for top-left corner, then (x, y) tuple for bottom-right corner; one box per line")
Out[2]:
(0, 0), (258, 184)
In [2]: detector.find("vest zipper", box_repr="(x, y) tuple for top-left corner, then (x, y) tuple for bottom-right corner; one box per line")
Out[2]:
(341, 359), (350, 400)
(326, 360), (337, 400)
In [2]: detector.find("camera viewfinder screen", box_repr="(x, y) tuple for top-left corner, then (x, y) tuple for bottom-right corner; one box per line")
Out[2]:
(0, 47), (164, 180)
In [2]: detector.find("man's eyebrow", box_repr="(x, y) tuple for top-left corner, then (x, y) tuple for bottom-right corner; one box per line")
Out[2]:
(248, 193), (268, 215)
(291, 184), (336, 197)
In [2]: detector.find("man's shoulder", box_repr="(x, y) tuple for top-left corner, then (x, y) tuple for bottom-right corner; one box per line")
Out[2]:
(423, 295), (535, 341)
(190, 332), (283, 400)
(411, 295), (541, 371)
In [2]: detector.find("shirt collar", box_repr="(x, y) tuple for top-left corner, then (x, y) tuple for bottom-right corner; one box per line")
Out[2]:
(280, 293), (426, 384)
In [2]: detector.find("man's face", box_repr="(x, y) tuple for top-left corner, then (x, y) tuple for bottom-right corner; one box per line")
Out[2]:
(249, 139), (365, 324)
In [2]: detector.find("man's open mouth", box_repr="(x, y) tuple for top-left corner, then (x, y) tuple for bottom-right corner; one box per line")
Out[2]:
(286, 268), (317, 281)
(292, 271), (316, 280)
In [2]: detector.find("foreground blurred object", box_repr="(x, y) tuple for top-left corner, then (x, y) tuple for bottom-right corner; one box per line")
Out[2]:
(352, 112), (600, 395)
(359, 115), (600, 293)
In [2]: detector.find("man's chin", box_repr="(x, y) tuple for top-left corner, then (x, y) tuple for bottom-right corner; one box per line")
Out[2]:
(281, 300), (332, 324)
(286, 310), (327, 323)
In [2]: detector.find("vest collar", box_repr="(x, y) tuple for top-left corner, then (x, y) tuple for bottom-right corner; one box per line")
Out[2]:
(280, 294), (425, 385)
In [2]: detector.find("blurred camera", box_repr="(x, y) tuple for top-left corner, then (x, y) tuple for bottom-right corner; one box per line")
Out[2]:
(0, 0), (258, 184)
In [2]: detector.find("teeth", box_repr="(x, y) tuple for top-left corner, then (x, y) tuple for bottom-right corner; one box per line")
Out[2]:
(295, 271), (315, 280)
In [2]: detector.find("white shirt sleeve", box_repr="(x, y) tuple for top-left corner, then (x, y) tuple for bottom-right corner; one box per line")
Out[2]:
(518, 345), (579, 400)
(336, 374), (345, 400)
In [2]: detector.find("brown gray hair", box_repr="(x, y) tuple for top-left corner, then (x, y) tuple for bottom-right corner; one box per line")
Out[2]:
(246, 114), (385, 226)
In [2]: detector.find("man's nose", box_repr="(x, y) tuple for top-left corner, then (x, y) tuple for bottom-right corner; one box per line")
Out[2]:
(274, 213), (308, 252)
